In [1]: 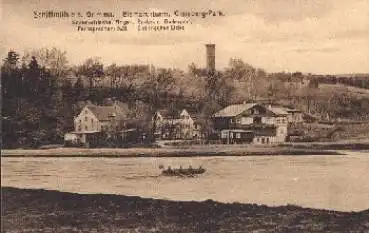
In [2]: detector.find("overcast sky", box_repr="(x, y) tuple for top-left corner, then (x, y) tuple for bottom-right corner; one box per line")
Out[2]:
(1, 0), (368, 74)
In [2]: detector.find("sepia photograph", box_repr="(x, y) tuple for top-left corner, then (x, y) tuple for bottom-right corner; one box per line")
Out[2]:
(1, 0), (369, 232)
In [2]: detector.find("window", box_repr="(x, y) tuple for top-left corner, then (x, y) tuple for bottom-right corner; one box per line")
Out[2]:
(78, 125), (81, 132)
(253, 116), (262, 124)
(261, 138), (265, 144)
(236, 133), (241, 139)
(85, 125), (88, 131)
(266, 138), (270, 143)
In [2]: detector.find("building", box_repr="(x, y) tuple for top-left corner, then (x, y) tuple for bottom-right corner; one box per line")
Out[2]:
(212, 103), (289, 144)
(205, 44), (216, 75)
(285, 107), (304, 123)
(65, 102), (129, 146)
(154, 109), (202, 140)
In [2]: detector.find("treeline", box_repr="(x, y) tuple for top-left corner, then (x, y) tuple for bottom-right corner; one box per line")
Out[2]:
(2, 48), (369, 148)
(0, 48), (222, 148)
(2, 52), (62, 148)
(312, 75), (369, 89)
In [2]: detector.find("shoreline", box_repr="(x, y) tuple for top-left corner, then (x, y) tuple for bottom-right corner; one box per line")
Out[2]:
(1, 146), (345, 157)
(2, 186), (368, 232)
(3, 140), (369, 157)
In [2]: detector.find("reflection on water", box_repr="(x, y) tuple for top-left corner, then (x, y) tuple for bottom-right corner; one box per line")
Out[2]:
(2, 153), (369, 211)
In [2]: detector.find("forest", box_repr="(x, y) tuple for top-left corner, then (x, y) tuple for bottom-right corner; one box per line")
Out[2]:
(2, 47), (369, 148)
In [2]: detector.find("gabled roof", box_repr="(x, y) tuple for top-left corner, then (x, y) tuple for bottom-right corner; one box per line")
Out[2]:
(157, 109), (193, 119)
(157, 109), (181, 119)
(86, 103), (129, 121)
(212, 103), (256, 117)
(285, 107), (302, 113)
(213, 103), (292, 118)
(267, 107), (289, 115)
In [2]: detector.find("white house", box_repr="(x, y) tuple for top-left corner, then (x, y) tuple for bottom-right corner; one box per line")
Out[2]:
(212, 103), (289, 144)
(65, 102), (129, 145)
(154, 109), (202, 140)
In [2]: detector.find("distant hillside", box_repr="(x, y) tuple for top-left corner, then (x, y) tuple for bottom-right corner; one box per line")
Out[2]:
(335, 73), (369, 78)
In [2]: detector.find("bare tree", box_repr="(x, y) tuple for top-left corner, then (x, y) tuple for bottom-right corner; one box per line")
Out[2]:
(23, 47), (68, 78)
(77, 57), (104, 88)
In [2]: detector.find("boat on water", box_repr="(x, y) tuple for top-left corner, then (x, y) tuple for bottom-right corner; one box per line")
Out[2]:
(161, 166), (206, 177)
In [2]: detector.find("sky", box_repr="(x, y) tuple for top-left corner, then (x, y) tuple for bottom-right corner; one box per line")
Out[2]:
(1, 0), (368, 74)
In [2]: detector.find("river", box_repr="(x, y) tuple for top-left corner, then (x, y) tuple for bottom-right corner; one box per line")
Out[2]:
(2, 152), (369, 212)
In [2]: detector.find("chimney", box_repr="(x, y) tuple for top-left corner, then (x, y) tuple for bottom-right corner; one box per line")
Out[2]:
(205, 44), (215, 75)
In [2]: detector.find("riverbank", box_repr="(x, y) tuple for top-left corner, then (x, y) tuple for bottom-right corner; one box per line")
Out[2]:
(2, 187), (368, 233)
(1, 145), (344, 157)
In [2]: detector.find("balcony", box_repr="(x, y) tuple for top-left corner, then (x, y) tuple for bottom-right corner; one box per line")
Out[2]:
(229, 123), (276, 136)
(230, 123), (276, 129)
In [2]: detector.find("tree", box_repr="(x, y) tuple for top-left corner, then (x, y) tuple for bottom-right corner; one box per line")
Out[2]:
(142, 67), (175, 142)
(224, 58), (259, 100)
(188, 62), (198, 76)
(205, 71), (236, 107)
(1, 50), (22, 147)
(1, 50), (21, 99)
(77, 57), (104, 88)
(73, 77), (87, 100)
(23, 47), (68, 78)
(105, 63), (123, 89)
(2, 50), (20, 68)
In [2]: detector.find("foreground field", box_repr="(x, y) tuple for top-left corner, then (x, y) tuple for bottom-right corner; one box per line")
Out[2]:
(2, 187), (369, 233)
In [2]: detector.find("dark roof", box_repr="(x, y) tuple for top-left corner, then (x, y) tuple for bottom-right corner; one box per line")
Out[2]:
(267, 106), (289, 115)
(212, 103), (256, 117)
(186, 109), (202, 120)
(157, 109), (181, 118)
(86, 103), (129, 121)
(213, 103), (292, 118)
(157, 109), (198, 119)
(285, 108), (302, 113)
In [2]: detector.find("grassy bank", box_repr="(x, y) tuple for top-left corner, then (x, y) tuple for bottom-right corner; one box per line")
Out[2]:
(1, 146), (343, 157)
(282, 141), (369, 150)
(2, 187), (368, 233)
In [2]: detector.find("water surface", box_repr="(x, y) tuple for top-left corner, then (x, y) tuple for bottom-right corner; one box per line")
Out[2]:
(2, 153), (369, 211)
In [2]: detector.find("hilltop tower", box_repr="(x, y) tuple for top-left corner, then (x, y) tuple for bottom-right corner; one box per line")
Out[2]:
(205, 44), (215, 75)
